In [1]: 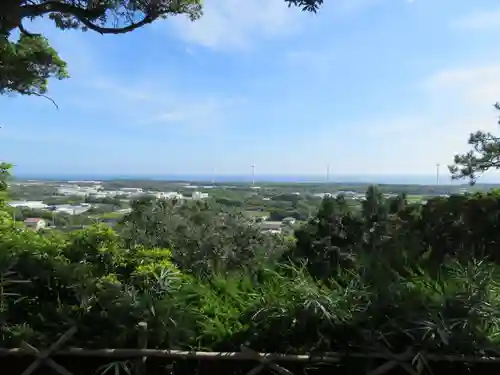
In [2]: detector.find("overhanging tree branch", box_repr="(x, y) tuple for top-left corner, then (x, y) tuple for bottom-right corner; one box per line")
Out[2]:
(19, 1), (184, 35)
(18, 21), (40, 37)
(449, 104), (500, 185)
(30, 92), (59, 109)
(21, 1), (154, 34)
(76, 14), (155, 34)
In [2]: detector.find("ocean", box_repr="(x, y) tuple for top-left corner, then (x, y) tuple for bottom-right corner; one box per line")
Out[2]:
(11, 173), (474, 185)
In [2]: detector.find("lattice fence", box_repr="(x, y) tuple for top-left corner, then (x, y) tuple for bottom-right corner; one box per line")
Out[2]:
(2, 326), (500, 375)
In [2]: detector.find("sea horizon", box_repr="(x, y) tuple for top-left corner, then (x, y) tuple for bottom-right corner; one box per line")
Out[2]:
(9, 173), (489, 186)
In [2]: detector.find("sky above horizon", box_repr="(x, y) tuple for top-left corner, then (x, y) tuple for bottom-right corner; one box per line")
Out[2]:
(3, 0), (500, 180)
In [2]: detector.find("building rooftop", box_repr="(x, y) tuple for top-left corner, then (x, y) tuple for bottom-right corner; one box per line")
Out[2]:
(24, 218), (44, 223)
(260, 221), (283, 230)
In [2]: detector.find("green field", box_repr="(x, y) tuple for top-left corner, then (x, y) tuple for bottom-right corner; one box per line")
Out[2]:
(97, 211), (126, 219)
(406, 194), (426, 203)
(244, 210), (270, 219)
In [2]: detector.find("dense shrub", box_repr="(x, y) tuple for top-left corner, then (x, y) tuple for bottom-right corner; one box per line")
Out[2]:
(3, 160), (500, 363)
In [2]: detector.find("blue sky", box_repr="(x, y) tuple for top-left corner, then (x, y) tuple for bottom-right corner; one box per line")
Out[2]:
(3, 0), (500, 178)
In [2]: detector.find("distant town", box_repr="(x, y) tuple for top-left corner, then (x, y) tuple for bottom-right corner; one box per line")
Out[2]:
(6, 178), (479, 235)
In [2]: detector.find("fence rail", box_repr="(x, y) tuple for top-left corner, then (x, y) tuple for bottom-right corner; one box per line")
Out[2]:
(3, 326), (500, 375)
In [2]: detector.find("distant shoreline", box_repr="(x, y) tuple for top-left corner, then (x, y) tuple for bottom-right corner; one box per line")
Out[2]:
(8, 174), (485, 186)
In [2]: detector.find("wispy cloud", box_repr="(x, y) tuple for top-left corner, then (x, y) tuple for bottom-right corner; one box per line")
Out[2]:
(7, 0), (500, 177)
(308, 61), (500, 175)
(423, 65), (500, 108)
(450, 8), (500, 30)
(169, 0), (387, 50)
(63, 77), (245, 133)
(383, 62), (500, 169)
(145, 96), (246, 131)
(170, 0), (305, 50)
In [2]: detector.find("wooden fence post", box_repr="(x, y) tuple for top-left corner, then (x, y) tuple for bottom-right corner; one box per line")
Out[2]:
(20, 326), (77, 375)
(241, 346), (295, 375)
(366, 348), (419, 375)
(134, 322), (148, 375)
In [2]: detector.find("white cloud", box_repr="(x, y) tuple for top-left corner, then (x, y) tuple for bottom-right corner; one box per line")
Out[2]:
(407, 64), (500, 156)
(32, 17), (246, 133)
(390, 63), (500, 172)
(145, 96), (244, 131)
(169, 0), (387, 50)
(298, 62), (500, 176)
(87, 80), (155, 102)
(170, 0), (302, 50)
(451, 8), (500, 30)
(423, 65), (500, 114)
(62, 77), (244, 134)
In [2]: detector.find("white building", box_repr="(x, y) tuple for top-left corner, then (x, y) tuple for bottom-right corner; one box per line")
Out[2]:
(101, 190), (125, 197)
(282, 217), (297, 226)
(89, 192), (109, 199)
(160, 192), (184, 199)
(9, 201), (48, 210)
(313, 193), (335, 199)
(120, 187), (143, 194)
(53, 205), (90, 215)
(24, 218), (46, 231)
(57, 185), (100, 196)
(68, 181), (102, 185)
(192, 191), (209, 200)
(260, 221), (282, 234)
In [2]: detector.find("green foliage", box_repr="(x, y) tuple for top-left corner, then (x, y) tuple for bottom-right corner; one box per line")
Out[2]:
(1, 0), (203, 37)
(9, 206), (94, 227)
(0, 162), (11, 205)
(449, 103), (500, 185)
(0, 215), (188, 348)
(417, 191), (500, 264)
(5, 153), (500, 371)
(0, 34), (68, 96)
(285, 0), (324, 12)
(118, 198), (287, 276)
(291, 196), (363, 279)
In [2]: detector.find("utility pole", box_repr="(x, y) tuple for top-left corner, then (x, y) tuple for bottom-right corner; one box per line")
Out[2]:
(436, 163), (440, 185)
(251, 164), (255, 186)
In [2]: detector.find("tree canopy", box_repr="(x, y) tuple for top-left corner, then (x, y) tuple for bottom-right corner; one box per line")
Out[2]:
(0, 0), (324, 98)
(4, 168), (500, 374)
(449, 103), (500, 185)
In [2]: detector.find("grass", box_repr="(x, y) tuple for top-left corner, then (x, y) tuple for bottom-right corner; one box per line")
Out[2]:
(243, 210), (270, 218)
(98, 212), (126, 219)
(407, 194), (425, 203)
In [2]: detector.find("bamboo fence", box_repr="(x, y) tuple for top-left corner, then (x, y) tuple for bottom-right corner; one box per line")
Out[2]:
(2, 325), (500, 375)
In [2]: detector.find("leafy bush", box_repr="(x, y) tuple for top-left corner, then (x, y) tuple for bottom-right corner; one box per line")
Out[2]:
(3, 163), (500, 361)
